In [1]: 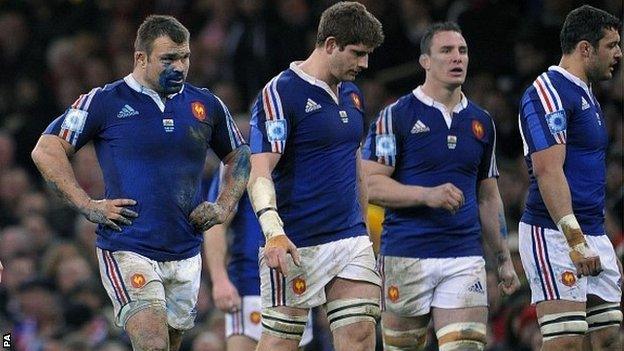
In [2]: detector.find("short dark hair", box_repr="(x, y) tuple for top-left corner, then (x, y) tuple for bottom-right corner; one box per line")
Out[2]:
(420, 22), (462, 55)
(316, 1), (384, 49)
(560, 5), (621, 54)
(134, 15), (190, 55)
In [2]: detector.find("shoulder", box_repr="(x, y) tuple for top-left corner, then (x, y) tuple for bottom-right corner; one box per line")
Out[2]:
(466, 99), (491, 121)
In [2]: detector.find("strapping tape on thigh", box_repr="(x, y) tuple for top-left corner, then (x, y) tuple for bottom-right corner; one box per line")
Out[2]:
(382, 325), (428, 350)
(586, 303), (623, 332)
(538, 311), (587, 341)
(436, 322), (486, 351)
(261, 308), (308, 340)
(326, 298), (380, 331)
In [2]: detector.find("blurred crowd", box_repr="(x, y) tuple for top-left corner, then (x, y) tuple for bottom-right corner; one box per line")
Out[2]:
(0, 0), (621, 350)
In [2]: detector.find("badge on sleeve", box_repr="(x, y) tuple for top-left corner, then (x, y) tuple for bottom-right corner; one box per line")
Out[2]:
(375, 134), (396, 157)
(546, 110), (566, 133)
(61, 108), (88, 133)
(266, 119), (287, 142)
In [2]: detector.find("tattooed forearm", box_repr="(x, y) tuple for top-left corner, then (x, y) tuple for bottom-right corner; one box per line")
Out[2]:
(498, 204), (508, 238)
(217, 145), (251, 213)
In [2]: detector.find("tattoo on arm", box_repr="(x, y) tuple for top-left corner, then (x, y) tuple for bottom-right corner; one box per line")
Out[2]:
(217, 146), (251, 212)
(498, 207), (508, 238)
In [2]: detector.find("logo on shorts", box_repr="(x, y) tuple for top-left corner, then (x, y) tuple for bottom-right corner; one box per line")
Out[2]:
(292, 277), (306, 295)
(387, 285), (399, 302)
(130, 273), (146, 288)
(561, 271), (576, 287)
(191, 101), (206, 121)
(249, 311), (262, 324)
(472, 120), (485, 140)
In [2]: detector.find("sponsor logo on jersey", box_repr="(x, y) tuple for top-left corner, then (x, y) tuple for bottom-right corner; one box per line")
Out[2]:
(163, 118), (175, 132)
(387, 285), (399, 302)
(117, 104), (139, 118)
(472, 120), (485, 140)
(561, 271), (576, 287)
(130, 273), (146, 288)
(545, 110), (566, 133)
(351, 92), (362, 111)
(339, 110), (349, 123)
(266, 119), (286, 141)
(447, 135), (458, 149)
(410, 120), (430, 134)
(191, 101), (206, 121)
(250, 311), (262, 324)
(375, 134), (396, 156)
(292, 277), (306, 295)
(581, 97), (590, 110)
(305, 98), (321, 113)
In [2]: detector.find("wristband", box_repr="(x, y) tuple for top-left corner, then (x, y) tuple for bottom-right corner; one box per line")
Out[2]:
(557, 214), (585, 247)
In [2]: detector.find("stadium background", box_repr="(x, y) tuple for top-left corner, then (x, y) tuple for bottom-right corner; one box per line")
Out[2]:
(0, 0), (621, 350)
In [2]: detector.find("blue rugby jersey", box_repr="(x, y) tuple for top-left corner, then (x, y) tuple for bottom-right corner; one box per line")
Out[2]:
(362, 87), (499, 258)
(519, 66), (608, 235)
(207, 169), (261, 296)
(249, 62), (367, 247)
(44, 74), (246, 261)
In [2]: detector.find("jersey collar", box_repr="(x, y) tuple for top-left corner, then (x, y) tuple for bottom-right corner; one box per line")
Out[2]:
(548, 66), (593, 100)
(124, 74), (185, 112)
(289, 61), (341, 104)
(412, 86), (468, 128)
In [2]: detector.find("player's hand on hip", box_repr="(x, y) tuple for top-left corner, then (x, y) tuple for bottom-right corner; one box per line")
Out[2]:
(569, 242), (602, 277)
(189, 201), (227, 232)
(81, 198), (138, 232)
(264, 234), (300, 276)
(212, 277), (242, 313)
(497, 259), (521, 295)
(424, 183), (464, 213)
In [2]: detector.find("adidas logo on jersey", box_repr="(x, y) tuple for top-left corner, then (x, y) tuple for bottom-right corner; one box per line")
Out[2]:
(581, 97), (590, 110)
(305, 98), (321, 113)
(117, 104), (139, 118)
(468, 281), (485, 294)
(410, 120), (430, 134)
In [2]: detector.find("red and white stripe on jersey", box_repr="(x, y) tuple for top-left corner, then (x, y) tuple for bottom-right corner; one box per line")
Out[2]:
(216, 96), (246, 149)
(533, 73), (566, 144)
(374, 104), (396, 167)
(530, 225), (560, 300)
(270, 268), (286, 307)
(60, 87), (100, 146)
(261, 73), (286, 153)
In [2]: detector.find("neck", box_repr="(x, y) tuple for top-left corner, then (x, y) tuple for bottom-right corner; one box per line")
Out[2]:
(298, 49), (339, 90)
(131, 70), (168, 99)
(421, 79), (462, 111)
(559, 55), (590, 85)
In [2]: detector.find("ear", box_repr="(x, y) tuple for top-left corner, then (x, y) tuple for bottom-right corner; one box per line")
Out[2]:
(419, 54), (430, 70)
(324, 37), (338, 54)
(134, 51), (147, 68)
(577, 41), (593, 58)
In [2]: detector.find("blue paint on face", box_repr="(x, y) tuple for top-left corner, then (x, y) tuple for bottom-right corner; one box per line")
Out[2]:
(159, 65), (184, 95)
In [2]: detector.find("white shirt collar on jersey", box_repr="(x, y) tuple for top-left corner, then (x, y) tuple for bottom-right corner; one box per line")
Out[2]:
(412, 86), (468, 129)
(124, 74), (185, 112)
(289, 61), (342, 104)
(548, 66), (594, 101)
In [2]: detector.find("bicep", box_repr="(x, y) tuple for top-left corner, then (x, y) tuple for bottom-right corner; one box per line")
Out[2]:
(530, 144), (566, 177)
(362, 159), (394, 177)
(34, 134), (76, 158)
(250, 152), (281, 177)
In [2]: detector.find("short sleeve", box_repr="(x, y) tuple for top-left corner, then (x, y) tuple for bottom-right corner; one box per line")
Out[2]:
(362, 103), (399, 167)
(519, 74), (568, 156)
(477, 117), (499, 180)
(210, 96), (247, 160)
(43, 88), (105, 150)
(249, 75), (290, 154)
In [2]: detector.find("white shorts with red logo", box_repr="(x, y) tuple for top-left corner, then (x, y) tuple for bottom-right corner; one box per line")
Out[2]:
(518, 222), (622, 304)
(96, 248), (201, 330)
(225, 295), (313, 345)
(259, 235), (380, 309)
(379, 255), (488, 317)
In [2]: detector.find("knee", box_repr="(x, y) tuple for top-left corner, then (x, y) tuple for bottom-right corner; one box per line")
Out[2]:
(134, 337), (169, 351)
(590, 328), (621, 351)
(436, 322), (486, 351)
